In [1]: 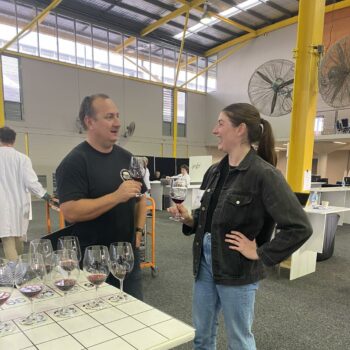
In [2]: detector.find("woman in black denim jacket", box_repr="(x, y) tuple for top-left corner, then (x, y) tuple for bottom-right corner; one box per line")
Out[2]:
(168, 103), (312, 350)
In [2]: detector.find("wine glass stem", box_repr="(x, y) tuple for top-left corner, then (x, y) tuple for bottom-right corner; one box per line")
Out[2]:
(95, 286), (99, 303)
(30, 298), (35, 320)
(63, 292), (67, 310)
(119, 278), (124, 298)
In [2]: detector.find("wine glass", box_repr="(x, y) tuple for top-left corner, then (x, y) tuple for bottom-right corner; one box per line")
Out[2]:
(51, 250), (80, 317)
(0, 258), (14, 336)
(83, 245), (110, 309)
(15, 253), (47, 325)
(129, 156), (145, 197)
(29, 239), (54, 289)
(57, 236), (82, 263)
(109, 242), (134, 302)
(169, 178), (188, 221)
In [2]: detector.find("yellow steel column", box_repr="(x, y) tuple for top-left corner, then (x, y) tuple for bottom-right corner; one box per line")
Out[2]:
(286, 0), (326, 192)
(0, 57), (5, 127)
(172, 88), (178, 157)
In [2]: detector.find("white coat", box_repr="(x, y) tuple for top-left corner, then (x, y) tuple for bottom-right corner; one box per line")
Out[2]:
(0, 146), (46, 239)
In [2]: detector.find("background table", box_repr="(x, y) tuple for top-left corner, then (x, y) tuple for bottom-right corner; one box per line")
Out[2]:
(0, 275), (195, 350)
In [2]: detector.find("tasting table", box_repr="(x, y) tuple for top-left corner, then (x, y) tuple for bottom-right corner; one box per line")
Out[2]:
(0, 274), (195, 350)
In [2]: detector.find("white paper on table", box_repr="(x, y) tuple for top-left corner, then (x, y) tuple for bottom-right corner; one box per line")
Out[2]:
(303, 169), (311, 191)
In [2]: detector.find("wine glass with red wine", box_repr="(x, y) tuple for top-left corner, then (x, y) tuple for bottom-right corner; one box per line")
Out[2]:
(57, 236), (82, 263)
(15, 253), (47, 325)
(129, 156), (145, 197)
(29, 239), (54, 292)
(51, 249), (80, 317)
(169, 178), (188, 221)
(83, 245), (110, 309)
(109, 242), (134, 302)
(0, 258), (14, 336)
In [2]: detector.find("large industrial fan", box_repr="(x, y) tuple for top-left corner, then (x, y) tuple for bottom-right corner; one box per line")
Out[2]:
(118, 121), (136, 147)
(248, 59), (295, 117)
(319, 35), (350, 108)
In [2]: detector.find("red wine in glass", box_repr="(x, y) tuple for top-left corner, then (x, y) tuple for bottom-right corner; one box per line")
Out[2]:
(61, 260), (76, 272)
(132, 176), (143, 182)
(55, 279), (76, 292)
(171, 197), (185, 205)
(87, 273), (107, 286)
(19, 285), (43, 299)
(0, 291), (11, 306)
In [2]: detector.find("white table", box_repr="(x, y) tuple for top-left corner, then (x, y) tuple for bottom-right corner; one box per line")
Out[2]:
(310, 186), (350, 224)
(0, 276), (195, 350)
(287, 206), (350, 280)
(150, 181), (162, 210)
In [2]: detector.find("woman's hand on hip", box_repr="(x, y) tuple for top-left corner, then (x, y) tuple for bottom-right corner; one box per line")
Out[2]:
(225, 231), (259, 260)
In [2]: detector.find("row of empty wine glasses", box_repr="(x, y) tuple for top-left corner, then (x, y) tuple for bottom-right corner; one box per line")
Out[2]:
(0, 238), (134, 335)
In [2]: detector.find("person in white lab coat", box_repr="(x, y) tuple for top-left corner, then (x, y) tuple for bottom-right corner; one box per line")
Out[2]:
(0, 127), (54, 261)
(142, 157), (151, 194)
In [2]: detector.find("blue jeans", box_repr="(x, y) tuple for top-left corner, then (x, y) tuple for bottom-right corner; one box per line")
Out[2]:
(193, 233), (258, 350)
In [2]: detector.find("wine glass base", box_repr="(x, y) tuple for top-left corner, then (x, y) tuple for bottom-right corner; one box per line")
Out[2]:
(54, 306), (77, 318)
(169, 216), (183, 222)
(20, 312), (46, 326)
(0, 322), (14, 337)
(108, 294), (126, 303)
(83, 299), (107, 310)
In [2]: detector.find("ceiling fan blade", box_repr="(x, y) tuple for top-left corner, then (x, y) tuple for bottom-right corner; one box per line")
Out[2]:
(278, 78), (294, 89)
(257, 71), (273, 84)
(271, 91), (278, 115)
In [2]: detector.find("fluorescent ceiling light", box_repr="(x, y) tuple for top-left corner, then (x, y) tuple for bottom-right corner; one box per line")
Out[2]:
(173, 0), (266, 40)
(333, 141), (347, 144)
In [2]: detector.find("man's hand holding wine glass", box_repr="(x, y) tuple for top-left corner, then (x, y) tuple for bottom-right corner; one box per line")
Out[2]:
(115, 180), (142, 202)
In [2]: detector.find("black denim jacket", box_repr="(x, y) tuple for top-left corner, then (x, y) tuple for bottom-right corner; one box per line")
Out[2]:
(183, 149), (312, 286)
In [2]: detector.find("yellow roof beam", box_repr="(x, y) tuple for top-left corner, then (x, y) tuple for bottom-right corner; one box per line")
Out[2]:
(207, 12), (255, 33)
(175, 11), (190, 86)
(141, 0), (205, 37)
(177, 0), (254, 33)
(114, 36), (136, 53)
(180, 40), (249, 88)
(204, 0), (350, 57)
(0, 0), (62, 53)
(180, 55), (197, 69)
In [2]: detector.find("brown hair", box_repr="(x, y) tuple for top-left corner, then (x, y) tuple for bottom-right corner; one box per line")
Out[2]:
(0, 126), (16, 144)
(180, 164), (189, 173)
(222, 103), (277, 166)
(78, 93), (110, 130)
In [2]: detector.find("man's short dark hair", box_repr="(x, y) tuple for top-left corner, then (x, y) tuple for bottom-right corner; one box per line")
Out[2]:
(0, 126), (16, 144)
(78, 93), (110, 130)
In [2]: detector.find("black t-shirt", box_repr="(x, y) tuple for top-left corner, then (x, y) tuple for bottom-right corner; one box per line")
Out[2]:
(56, 141), (145, 250)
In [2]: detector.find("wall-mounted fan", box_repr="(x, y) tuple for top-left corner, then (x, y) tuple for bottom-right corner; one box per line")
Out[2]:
(248, 59), (294, 117)
(319, 35), (350, 108)
(118, 121), (136, 147)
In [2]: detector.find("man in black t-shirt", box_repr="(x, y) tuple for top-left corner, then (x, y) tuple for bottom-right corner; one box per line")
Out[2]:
(56, 94), (147, 300)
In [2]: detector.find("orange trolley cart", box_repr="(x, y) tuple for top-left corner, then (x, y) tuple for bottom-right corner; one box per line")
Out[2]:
(140, 197), (159, 277)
